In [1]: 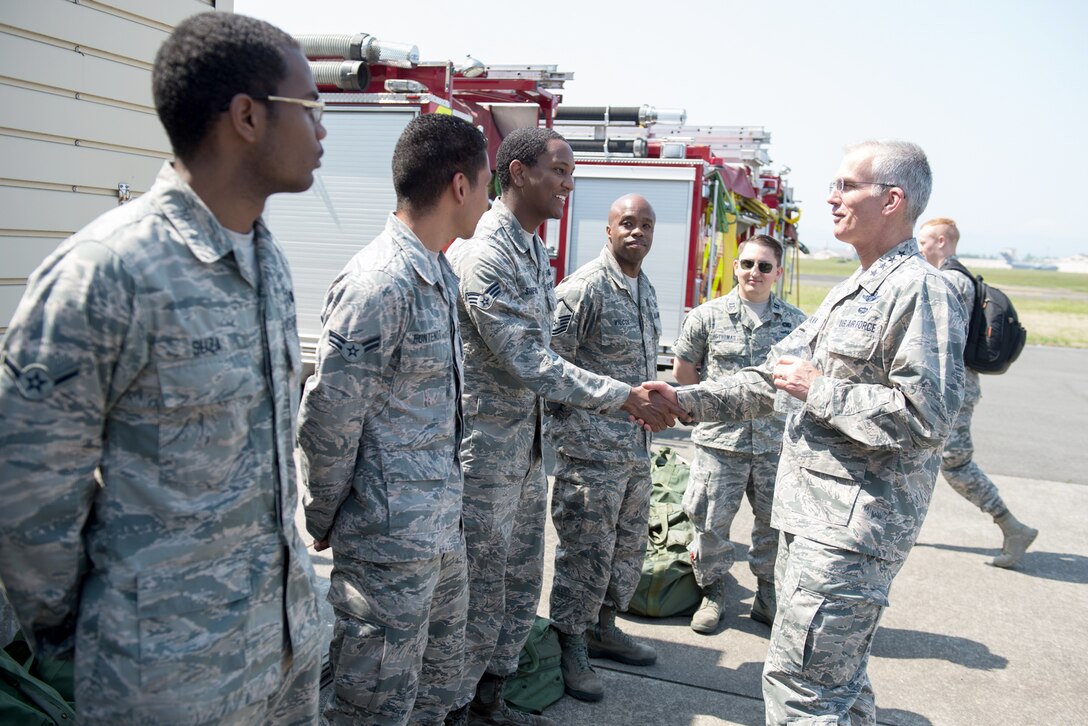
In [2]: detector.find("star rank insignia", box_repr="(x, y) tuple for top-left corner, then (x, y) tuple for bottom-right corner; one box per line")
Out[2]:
(2, 354), (80, 401)
(465, 281), (501, 310)
(551, 300), (574, 336)
(328, 331), (379, 362)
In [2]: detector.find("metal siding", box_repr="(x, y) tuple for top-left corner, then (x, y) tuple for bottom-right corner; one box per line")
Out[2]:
(264, 108), (417, 351)
(0, 236), (64, 279)
(0, 285), (27, 331)
(565, 177), (693, 349)
(0, 86), (166, 152)
(0, 187), (116, 234)
(96, 0), (222, 28)
(2, 2), (173, 65)
(0, 136), (163, 194)
(0, 32), (157, 108)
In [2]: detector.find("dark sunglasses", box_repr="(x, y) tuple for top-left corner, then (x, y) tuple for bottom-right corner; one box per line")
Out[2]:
(739, 259), (774, 273)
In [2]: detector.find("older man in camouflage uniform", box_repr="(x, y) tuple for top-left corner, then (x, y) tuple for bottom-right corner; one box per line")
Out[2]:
(544, 194), (661, 702)
(447, 129), (678, 726)
(298, 114), (491, 725)
(672, 234), (807, 634)
(653, 140), (966, 724)
(917, 217), (1038, 568)
(0, 14), (325, 723)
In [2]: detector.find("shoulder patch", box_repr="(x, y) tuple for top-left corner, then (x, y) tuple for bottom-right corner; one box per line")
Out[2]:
(552, 300), (574, 336)
(328, 330), (380, 362)
(3, 354), (80, 401)
(465, 281), (501, 310)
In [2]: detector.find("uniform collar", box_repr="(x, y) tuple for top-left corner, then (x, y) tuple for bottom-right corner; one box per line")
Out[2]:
(385, 213), (443, 286)
(489, 198), (537, 254)
(599, 245), (644, 294)
(856, 237), (919, 294)
(151, 162), (240, 265)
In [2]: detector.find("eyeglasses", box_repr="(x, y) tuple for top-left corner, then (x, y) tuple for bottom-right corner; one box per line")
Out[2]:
(739, 259), (774, 273)
(828, 179), (897, 195)
(252, 95), (325, 124)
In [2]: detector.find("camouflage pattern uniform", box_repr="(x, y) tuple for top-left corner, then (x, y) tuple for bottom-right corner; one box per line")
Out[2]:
(298, 214), (468, 725)
(544, 246), (660, 634)
(675, 239), (966, 724)
(446, 200), (630, 705)
(0, 163), (321, 725)
(672, 289), (806, 589)
(936, 258), (1006, 516)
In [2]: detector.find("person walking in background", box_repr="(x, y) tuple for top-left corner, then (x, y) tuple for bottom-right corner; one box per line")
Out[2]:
(446, 128), (680, 726)
(297, 113), (491, 725)
(650, 140), (966, 723)
(0, 13), (326, 722)
(545, 194), (662, 702)
(917, 217), (1038, 567)
(672, 234), (806, 634)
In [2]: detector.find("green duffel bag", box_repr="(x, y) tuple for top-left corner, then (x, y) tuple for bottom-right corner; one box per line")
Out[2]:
(0, 635), (76, 726)
(503, 616), (563, 715)
(627, 447), (702, 618)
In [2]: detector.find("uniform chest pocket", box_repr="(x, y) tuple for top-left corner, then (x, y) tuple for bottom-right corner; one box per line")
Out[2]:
(158, 353), (264, 489)
(709, 331), (748, 362)
(398, 329), (451, 373)
(823, 323), (883, 379)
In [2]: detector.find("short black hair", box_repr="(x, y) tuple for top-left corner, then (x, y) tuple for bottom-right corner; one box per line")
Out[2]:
(739, 234), (784, 265)
(496, 127), (565, 192)
(152, 13), (298, 159)
(392, 114), (489, 211)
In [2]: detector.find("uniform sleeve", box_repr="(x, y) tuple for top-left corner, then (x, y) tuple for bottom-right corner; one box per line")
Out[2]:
(672, 306), (708, 365)
(458, 251), (629, 411)
(675, 366), (777, 422)
(805, 277), (966, 451)
(297, 271), (407, 541)
(549, 278), (596, 364)
(0, 242), (138, 658)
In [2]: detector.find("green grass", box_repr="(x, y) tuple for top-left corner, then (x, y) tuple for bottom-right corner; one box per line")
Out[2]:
(785, 257), (1088, 348)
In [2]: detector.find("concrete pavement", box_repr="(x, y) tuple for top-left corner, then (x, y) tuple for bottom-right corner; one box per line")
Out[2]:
(304, 345), (1088, 724)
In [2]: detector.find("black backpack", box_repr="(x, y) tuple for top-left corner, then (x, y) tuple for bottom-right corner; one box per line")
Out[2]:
(941, 258), (1027, 374)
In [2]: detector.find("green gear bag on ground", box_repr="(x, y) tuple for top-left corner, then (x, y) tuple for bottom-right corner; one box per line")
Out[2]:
(503, 615), (564, 714)
(0, 634), (76, 726)
(627, 447), (702, 618)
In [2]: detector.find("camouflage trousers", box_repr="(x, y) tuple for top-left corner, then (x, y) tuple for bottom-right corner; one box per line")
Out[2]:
(324, 546), (468, 726)
(940, 391), (1006, 518)
(549, 454), (653, 634)
(763, 533), (904, 725)
(456, 457), (547, 707)
(683, 445), (781, 587)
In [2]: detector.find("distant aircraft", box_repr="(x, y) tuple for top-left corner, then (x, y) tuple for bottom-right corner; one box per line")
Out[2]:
(1000, 250), (1058, 271)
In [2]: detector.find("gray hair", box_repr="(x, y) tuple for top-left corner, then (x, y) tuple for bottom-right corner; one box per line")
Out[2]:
(846, 140), (932, 224)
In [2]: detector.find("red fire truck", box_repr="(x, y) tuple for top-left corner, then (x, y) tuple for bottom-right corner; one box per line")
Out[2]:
(263, 32), (802, 366)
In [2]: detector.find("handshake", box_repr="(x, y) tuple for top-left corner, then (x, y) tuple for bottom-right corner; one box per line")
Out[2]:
(621, 380), (691, 432)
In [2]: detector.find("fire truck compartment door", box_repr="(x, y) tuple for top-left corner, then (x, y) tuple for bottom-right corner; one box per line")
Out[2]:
(565, 165), (696, 354)
(264, 107), (417, 365)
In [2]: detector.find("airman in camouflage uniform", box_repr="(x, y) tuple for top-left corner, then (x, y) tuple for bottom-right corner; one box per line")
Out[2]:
(297, 115), (491, 725)
(672, 235), (807, 634)
(917, 217), (1038, 568)
(545, 195), (662, 702)
(0, 14), (326, 723)
(447, 129), (678, 726)
(657, 141), (966, 724)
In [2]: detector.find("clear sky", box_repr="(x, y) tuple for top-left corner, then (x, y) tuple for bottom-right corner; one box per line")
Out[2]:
(236, 0), (1088, 259)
